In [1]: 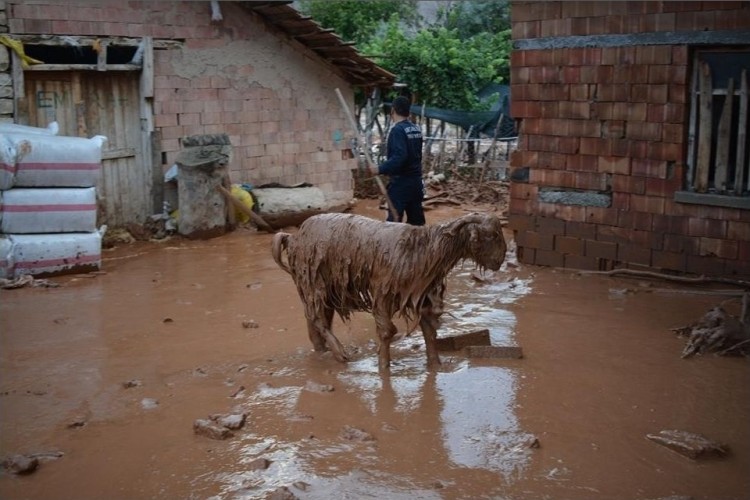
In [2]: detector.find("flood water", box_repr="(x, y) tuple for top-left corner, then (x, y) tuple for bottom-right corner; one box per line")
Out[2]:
(1, 202), (749, 500)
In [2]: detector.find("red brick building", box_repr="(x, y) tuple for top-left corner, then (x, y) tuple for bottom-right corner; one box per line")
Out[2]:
(509, 1), (750, 279)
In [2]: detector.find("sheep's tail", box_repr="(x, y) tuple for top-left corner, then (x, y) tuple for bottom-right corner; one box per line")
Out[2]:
(271, 232), (292, 274)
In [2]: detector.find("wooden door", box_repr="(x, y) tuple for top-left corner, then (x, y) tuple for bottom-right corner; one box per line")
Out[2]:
(20, 71), (150, 226)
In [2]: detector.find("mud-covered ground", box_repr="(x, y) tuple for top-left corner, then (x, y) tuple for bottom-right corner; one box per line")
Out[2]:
(1, 201), (749, 500)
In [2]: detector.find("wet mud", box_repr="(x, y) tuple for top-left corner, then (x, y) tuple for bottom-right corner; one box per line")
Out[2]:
(1, 201), (749, 499)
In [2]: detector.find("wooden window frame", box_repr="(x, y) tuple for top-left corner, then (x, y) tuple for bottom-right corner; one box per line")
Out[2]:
(677, 47), (750, 210)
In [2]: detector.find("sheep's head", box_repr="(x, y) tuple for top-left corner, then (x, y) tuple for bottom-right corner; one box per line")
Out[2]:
(447, 213), (507, 271)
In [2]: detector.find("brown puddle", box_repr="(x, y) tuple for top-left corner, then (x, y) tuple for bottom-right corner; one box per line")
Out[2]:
(1, 202), (748, 500)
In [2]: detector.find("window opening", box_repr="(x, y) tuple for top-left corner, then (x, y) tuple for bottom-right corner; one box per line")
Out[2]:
(686, 48), (749, 198)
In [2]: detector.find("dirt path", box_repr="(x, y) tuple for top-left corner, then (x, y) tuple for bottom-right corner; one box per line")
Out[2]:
(1, 202), (748, 499)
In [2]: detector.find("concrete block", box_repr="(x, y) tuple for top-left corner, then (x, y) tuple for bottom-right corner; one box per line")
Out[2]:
(465, 345), (524, 359)
(436, 329), (490, 352)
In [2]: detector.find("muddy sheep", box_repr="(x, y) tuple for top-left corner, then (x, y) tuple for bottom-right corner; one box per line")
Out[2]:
(272, 213), (507, 372)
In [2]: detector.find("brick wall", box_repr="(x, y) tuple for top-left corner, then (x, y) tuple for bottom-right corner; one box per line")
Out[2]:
(6, 1), (357, 204)
(510, 1), (750, 279)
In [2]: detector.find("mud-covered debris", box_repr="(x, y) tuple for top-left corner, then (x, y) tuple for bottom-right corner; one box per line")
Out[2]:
(229, 385), (246, 398)
(141, 398), (159, 410)
(436, 329), (491, 351)
(163, 317), (174, 323)
(292, 481), (310, 492)
(67, 418), (87, 429)
(382, 423), (398, 432)
(304, 381), (335, 393)
(465, 345), (524, 359)
(2, 454), (39, 475)
(247, 282), (263, 290)
(646, 430), (727, 460)
(289, 414), (314, 422)
(242, 320), (259, 329)
(193, 367), (208, 377)
(1, 275), (59, 289)
(247, 457), (272, 470)
(122, 379), (143, 389)
(431, 481), (444, 489)
(30, 451), (64, 462)
(340, 425), (375, 442)
(193, 419), (233, 440)
(646, 496), (693, 500)
(673, 306), (750, 358)
(266, 486), (298, 500)
(209, 413), (246, 430)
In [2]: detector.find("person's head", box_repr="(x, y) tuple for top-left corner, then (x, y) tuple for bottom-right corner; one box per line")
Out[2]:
(391, 96), (411, 118)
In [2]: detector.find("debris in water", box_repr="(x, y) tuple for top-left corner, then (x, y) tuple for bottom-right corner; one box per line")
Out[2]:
(266, 486), (298, 500)
(163, 317), (174, 323)
(672, 304), (750, 358)
(209, 413), (246, 430)
(2, 454), (39, 475)
(646, 430), (727, 460)
(242, 320), (259, 329)
(292, 481), (310, 492)
(247, 457), (272, 470)
(122, 379), (143, 389)
(193, 419), (233, 440)
(304, 380), (335, 393)
(436, 329), (491, 351)
(141, 398), (159, 410)
(340, 425), (375, 442)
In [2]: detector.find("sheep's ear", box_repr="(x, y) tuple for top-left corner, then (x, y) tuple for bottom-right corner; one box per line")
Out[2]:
(446, 213), (485, 237)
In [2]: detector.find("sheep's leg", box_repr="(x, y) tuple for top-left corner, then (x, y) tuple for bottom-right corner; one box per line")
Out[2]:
(307, 306), (349, 362)
(420, 293), (444, 367)
(374, 311), (398, 373)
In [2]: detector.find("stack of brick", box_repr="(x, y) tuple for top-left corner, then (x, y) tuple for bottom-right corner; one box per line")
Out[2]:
(509, 1), (750, 279)
(0, 127), (106, 278)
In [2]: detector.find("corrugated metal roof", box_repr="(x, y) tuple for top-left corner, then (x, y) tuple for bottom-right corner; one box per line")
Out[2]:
(241, 1), (395, 87)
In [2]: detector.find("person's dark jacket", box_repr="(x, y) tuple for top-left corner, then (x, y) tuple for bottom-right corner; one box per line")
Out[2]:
(378, 120), (423, 179)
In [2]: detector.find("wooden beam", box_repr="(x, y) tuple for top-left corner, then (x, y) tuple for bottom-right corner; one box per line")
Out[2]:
(714, 76), (734, 192)
(737, 69), (748, 195)
(139, 37), (154, 98)
(96, 39), (108, 71)
(695, 61), (712, 193)
(26, 63), (141, 71)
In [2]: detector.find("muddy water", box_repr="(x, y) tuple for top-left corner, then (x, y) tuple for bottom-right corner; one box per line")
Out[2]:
(1, 203), (749, 500)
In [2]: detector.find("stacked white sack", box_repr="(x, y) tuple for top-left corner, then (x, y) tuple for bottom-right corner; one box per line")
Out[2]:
(0, 125), (107, 278)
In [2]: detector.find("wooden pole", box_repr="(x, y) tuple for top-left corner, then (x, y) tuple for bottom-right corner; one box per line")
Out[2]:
(335, 88), (399, 221)
(217, 185), (274, 233)
(696, 62), (712, 193)
(736, 69), (748, 195)
(714, 77), (734, 192)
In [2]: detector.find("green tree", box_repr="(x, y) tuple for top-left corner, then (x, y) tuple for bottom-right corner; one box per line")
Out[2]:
(364, 17), (511, 111)
(296, 0), (420, 46)
(436, 1), (511, 40)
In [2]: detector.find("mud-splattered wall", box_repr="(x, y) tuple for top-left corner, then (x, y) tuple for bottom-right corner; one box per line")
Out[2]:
(6, 1), (360, 207)
(509, 1), (750, 279)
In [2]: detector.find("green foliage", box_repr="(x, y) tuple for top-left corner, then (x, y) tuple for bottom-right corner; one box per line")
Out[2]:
(296, 0), (420, 46)
(365, 17), (511, 110)
(437, 0), (511, 39)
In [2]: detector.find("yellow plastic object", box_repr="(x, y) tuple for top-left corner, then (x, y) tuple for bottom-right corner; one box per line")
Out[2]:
(231, 185), (254, 223)
(0, 35), (44, 68)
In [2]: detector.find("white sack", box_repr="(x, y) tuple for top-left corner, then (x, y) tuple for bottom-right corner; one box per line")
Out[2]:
(1, 187), (97, 234)
(0, 134), (31, 190)
(4, 133), (106, 187)
(9, 232), (101, 277)
(0, 236), (12, 279)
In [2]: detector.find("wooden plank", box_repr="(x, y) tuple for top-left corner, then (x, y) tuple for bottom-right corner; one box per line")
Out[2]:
(71, 72), (87, 138)
(139, 37), (154, 98)
(695, 61), (713, 193)
(101, 147), (136, 160)
(150, 130), (163, 218)
(10, 51), (27, 122)
(714, 77), (734, 193)
(685, 58), (699, 190)
(96, 40), (108, 72)
(737, 69), (748, 195)
(26, 64), (140, 72)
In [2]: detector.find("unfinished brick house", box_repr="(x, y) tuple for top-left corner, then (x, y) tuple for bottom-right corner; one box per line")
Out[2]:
(0, 1), (393, 226)
(509, 1), (750, 279)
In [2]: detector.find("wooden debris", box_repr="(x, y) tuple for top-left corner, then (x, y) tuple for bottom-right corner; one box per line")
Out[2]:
(465, 345), (524, 359)
(436, 329), (491, 351)
(2, 454), (39, 475)
(646, 430), (727, 460)
(673, 302), (750, 358)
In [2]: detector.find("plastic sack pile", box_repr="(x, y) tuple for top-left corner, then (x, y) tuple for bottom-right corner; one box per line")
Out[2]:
(0, 122), (107, 278)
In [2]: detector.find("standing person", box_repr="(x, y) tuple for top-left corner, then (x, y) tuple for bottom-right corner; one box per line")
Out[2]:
(375, 95), (425, 226)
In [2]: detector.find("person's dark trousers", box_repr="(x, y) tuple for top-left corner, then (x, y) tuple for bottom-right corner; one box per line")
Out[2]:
(386, 177), (425, 226)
